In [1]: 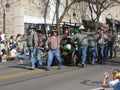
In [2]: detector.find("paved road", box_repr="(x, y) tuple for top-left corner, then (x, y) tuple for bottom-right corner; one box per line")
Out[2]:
(0, 54), (120, 90)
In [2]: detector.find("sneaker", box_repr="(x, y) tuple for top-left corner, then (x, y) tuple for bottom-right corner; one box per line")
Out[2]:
(35, 63), (38, 68)
(29, 67), (35, 70)
(114, 55), (116, 58)
(99, 61), (103, 64)
(58, 66), (62, 70)
(81, 64), (85, 67)
(91, 62), (95, 65)
(20, 60), (23, 64)
(45, 67), (50, 71)
(109, 56), (112, 58)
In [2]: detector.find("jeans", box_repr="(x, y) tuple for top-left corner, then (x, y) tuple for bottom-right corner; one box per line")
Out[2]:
(47, 49), (62, 69)
(18, 55), (29, 60)
(78, 45), (88, 64)
(28, 46), (36, 68)
(108, 42), (114, 58)
(35, 46), (43, 65)
(89, 46), (97, 64)
(104, 44), (109, 59)
(97, 44), (105, 61)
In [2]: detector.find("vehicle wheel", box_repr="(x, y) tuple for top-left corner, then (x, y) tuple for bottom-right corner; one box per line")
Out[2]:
(71, 50), (78, 66)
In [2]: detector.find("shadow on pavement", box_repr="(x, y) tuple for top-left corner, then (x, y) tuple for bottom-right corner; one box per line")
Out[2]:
(81, 79), (102, 86)
(8, 63), (31, 70)
(8, 64), (47, 70)
(106, 57), (120, 66)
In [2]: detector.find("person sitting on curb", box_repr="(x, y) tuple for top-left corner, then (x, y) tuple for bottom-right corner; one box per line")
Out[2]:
(102, 69), (120, 90)
(9, 45), (29, 63)
(0, 49), (18, 62)
(0, 49), (8, 62)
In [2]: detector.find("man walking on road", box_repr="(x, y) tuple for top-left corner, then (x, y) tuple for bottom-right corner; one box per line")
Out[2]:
(71, 25), (89, 67)
(35, 30), (46, 68)
(27, 26), (38, 70)
(45, 29), (62, 71)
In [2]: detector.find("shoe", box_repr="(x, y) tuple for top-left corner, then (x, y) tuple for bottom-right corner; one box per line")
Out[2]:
(99, 61), (103, 64)
(114, 55), (116, 58)
(20, 60), (23, 64)
(45, 67), (50, 71)
(81, 64), (85, 67)
(109, 56), (112, 58)
(35, 63), (38, 68)
(58, 66), (62, 70)
(29, 67), (35, 70)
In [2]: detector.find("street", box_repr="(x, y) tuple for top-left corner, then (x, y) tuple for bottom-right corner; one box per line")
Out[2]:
(0, 0), (120, 90)
(0, 56), (120, 90)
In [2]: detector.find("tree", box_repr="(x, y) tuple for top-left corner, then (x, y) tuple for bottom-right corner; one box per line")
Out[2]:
(87, 0), (120, 30)
(55, 0), (83, 34)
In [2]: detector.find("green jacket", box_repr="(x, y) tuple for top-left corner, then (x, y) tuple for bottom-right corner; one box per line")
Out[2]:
(27, 32), (38, 47)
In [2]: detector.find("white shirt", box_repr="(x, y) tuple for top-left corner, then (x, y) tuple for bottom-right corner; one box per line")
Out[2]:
(10, 49), (18, 57)
(1, 34), (6, 40)
(108, 79), (120, 90)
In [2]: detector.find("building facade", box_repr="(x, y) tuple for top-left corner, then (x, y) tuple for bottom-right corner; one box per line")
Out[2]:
(0, 0), (120, 36)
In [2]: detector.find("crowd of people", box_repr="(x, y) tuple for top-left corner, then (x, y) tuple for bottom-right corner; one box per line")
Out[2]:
(0, 32), (28, 63)
(0, 25), (120, 71)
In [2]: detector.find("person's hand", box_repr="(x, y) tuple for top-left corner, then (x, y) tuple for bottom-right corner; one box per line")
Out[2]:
(103, 72), (109, 87)
(34, 45), (36, 48)
(104, 72), (109, 79)
(45, 45), (49, 50)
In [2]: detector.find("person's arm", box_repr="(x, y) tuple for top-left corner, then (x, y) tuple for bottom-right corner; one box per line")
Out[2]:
(102, 72), (109, 87)
(45, 38), (49, 49)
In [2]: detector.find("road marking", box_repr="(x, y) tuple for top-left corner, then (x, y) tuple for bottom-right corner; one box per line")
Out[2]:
(0, 69), (44, 80)
(0, 66), (65, 80)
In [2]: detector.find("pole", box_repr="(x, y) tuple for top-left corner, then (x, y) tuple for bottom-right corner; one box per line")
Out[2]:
(3, 8), (5, 33)
(2, 0), (10, 33)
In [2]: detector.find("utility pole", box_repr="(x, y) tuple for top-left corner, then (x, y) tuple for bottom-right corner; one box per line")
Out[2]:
(1, 0), (10, 33)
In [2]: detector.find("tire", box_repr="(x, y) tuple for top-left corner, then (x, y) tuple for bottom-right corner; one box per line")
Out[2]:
(71, 50), (78, 66)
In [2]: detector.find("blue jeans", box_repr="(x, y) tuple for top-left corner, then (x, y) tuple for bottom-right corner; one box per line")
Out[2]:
(104, 44), (109, 59)
(98, 44), (105, 61)
(78, 45), (88, 64)
(47, 49), (62, 69)
(35, 46), (43, 65)
(18, 55), (29, 60)
(108, 42), (114, 58)
(28, 46), (36, 68)
(89, 46), (97, 64)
